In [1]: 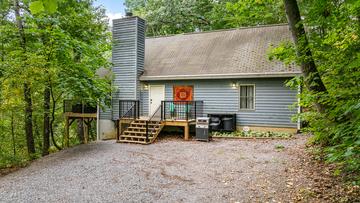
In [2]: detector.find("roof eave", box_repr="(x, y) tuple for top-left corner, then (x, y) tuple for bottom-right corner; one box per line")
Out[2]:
(139, 72), (302, 81)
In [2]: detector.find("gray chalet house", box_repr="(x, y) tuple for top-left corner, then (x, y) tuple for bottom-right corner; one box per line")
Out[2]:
(97, 16), (301, 143)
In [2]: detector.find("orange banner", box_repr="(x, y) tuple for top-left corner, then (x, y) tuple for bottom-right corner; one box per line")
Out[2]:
(173, 86), (193, 101)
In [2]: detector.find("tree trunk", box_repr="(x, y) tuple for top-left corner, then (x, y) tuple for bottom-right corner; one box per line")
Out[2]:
(42, 84), (50, 156)
(73, 48), (85, 144)
(283, 0), (327, 113)
(49, 82), (62, 150)
(11, 112), (16, 156)
(14, 0), (36, 156)
(24, 83), (35, 155)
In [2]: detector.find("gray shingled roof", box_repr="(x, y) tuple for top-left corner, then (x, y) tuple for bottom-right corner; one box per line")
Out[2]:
(140, 24), (301, 81)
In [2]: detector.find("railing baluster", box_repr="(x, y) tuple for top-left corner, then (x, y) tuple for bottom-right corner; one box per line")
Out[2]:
(145, 121), (149, 142)
(161, 101), (163, 120)
(137, 101), (140, 118)
(159, 100), (203, 121)
(194, 101), (197, 120)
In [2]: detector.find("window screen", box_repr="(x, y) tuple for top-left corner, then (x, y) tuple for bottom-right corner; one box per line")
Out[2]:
(239, 85), (255, 110)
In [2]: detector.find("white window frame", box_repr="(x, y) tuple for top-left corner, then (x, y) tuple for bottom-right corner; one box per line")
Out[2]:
(238, 84), (256, 111)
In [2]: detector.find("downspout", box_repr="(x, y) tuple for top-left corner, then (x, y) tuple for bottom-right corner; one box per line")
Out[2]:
(297, 84), (301, 133)
(96, 101), (100, 140)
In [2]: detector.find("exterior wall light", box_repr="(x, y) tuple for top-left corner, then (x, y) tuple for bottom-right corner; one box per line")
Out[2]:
(231, 82), (237, 88)
(143, 83), (149, 90)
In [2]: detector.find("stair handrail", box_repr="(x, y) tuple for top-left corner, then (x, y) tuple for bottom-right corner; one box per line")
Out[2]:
(145, 104), (162, 142)
(117, 103), (138, 140)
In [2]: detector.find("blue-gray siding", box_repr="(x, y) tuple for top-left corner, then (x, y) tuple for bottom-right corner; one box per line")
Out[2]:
(99, 106), (112, 120)
(140, 78), (297, 128)
(99, 17), (145, 120)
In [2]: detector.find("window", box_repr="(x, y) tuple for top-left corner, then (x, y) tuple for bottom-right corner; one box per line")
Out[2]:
(239, 85), (255, 110)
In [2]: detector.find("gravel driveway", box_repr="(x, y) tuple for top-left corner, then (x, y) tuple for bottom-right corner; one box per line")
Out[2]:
(0, 136), (310, 203)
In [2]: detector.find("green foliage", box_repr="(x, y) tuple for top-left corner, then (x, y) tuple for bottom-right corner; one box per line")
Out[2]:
(211, 0), (287, 29)
(30, 0), (61, 14)
(275, 144), (285, 150)
(212, 130), (293, 138)
(125, 0), (286, 36)
(0, 0), (111, 167)
(270, 0), (360, 178)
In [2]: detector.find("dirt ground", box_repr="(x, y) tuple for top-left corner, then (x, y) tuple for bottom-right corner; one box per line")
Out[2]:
(0, 135), (358, 203)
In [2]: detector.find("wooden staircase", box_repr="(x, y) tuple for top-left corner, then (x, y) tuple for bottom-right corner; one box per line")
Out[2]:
(117, 119), (164, 144)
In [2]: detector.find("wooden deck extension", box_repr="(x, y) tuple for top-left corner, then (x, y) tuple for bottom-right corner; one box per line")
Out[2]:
(64, 112), (97, 147)
(118, 118), (195, 142)
(162, 119), (196, 141)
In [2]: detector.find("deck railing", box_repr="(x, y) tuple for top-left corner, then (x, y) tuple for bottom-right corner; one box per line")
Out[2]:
(119, 100), (139, 119)
(63, 100), (97, 114)
(117, 100), (140, 140)
(161, 101), (204, 121)
(145, 104), (162, 142)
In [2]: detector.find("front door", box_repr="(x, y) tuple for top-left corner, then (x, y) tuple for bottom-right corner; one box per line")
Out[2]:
(149, 85), (165, 115)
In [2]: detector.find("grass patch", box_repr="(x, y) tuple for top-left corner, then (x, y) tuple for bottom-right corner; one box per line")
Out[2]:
(211, 130), (293, 138)
(275, 144), (285, 151)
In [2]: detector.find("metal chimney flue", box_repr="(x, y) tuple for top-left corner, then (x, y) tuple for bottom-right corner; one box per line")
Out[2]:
(125, 9), (133, 17)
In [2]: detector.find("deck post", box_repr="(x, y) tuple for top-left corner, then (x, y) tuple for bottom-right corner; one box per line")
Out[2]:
(64, 116), (69, 147)
(116, 120), (120, 140)
(184, 123), (189, 141)
(83, 119), (88, 144)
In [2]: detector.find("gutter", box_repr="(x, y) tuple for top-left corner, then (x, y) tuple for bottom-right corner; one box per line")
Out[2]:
(139, 72), (302, 81)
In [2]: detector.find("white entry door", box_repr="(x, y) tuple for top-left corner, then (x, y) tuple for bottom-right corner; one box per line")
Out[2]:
(149, 85), (165, 115)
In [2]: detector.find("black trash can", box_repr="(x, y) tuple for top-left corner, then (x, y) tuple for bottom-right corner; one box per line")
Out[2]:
(222, 117), (234, 131)
(209, 117), (221, 131)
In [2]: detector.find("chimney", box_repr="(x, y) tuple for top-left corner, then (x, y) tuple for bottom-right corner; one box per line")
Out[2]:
(112, 16), (145, 119)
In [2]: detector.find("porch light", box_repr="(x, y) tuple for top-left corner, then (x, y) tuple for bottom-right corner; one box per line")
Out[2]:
(143, 83), (149, 90)
(231, 82), (237, 88)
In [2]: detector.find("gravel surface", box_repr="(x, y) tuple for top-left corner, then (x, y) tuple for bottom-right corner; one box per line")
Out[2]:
(0, 136), (310, 203)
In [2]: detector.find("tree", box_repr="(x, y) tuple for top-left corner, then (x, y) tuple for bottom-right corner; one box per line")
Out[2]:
(283, 0), (327, 113)
(125, 0), (287, 36)
(0, 0), (111, 163)
(211, 0), (287, 29)
(270, 0), (360, 176)
(13, 0), (36, 157)
(126, 0), (215, 36)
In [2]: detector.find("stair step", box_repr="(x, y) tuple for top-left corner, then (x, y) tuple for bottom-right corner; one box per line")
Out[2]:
(133, 120), (161, 124)
(127, 126), (159, 130)
(117, 140), (148, 144)
(123, 131), (157, 135)
(120, 135), (154, 139)
(117, 119), (164, 145)
(130, 123), (160, 127)
(131, 122), (161, 125)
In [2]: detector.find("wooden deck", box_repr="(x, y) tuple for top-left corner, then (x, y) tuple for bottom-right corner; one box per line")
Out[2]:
(118, 118), (195, 141)
(64, 112), (97, 118)
(64, 112), (97, 147)
(162, 119), (195, 140)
